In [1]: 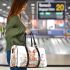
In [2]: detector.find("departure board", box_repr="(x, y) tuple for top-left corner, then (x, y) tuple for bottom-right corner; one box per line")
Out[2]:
(37, 1), (65, 20)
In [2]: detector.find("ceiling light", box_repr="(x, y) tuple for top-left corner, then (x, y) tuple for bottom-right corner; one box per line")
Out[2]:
(68, 15), (70, 17)
(65, 9), (67, 11)
(5, 12), (8, 15)
(3, 11), (6, 13)
(66, 12), (69, 15)
(68, 7), (70, 9)
(3, 14), (7, 17)
(0, 9), (2, 11)
(0, 17), (4, 23)
(2, 3), (7, 6)
(7, 6), (10, 9)
(31, 4), (35, 6)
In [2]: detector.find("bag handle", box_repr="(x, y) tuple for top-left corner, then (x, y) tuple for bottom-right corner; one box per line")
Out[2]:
(24, 33), (29, 67)
(30, 32), (40, 67)
(31, 32), (36, 47)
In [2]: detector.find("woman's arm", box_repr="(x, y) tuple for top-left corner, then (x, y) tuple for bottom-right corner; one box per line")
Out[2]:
(5, 16), (26, 38)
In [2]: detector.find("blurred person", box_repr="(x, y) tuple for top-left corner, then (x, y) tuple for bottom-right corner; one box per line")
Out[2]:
(5, 0), (30, 70)
(65, 18), (70, 28)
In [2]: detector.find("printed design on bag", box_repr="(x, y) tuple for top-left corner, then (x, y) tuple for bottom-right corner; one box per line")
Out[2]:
(10, 47), (17, 67)
(10, 45), (47, 67)
(29, 49), (37, 61)
(28, 47), (39, 67)
(17, 46), (27, 67)
(20, 56), (27, 66)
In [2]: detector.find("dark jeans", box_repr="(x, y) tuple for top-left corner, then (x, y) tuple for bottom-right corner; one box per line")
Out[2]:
(7, 50), (27, 70)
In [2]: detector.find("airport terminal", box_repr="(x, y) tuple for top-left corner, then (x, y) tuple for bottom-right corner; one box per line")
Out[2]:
(0, 0), (70, 70)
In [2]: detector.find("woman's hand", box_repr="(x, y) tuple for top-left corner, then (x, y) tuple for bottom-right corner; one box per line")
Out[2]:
(25, 28), (31, 34)
(25, 22), (32, 34)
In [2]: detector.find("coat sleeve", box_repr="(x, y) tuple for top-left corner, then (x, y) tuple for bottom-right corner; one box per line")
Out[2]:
(5, 16), (26, 38)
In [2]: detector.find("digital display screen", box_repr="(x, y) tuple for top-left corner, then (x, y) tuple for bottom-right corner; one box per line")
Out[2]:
(30, 1), (66, 37)
(31, 19), (65, 37)
(46, 20), (65, 37)
(47, 20), (64, 30)
(47, 30), (64, 37)
(31, 20), (47, 36)
(37, 2), (65, 20)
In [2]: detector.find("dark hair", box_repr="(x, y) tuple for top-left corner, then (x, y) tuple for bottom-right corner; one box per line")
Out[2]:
(7, 0), (28, 20)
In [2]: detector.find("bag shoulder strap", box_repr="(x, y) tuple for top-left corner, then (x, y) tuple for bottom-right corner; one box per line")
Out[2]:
(30, 32), (41, 67)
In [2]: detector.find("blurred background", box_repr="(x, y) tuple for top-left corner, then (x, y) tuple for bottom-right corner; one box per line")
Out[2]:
(0, 0), (70, 70)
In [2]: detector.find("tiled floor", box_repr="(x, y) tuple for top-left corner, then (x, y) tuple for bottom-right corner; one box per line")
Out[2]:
(0, 67), (70, 70)
(0, 67), (10, 70)
(0, 53), (70, 66)
(0, 38), (70, 70)
(28, 67), (70, 70)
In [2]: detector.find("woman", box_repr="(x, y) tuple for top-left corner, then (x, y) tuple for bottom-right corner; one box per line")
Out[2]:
(5, 0), (29, 70)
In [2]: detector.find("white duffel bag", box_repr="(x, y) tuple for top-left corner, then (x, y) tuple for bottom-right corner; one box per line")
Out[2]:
(10, 33), (47, 68)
